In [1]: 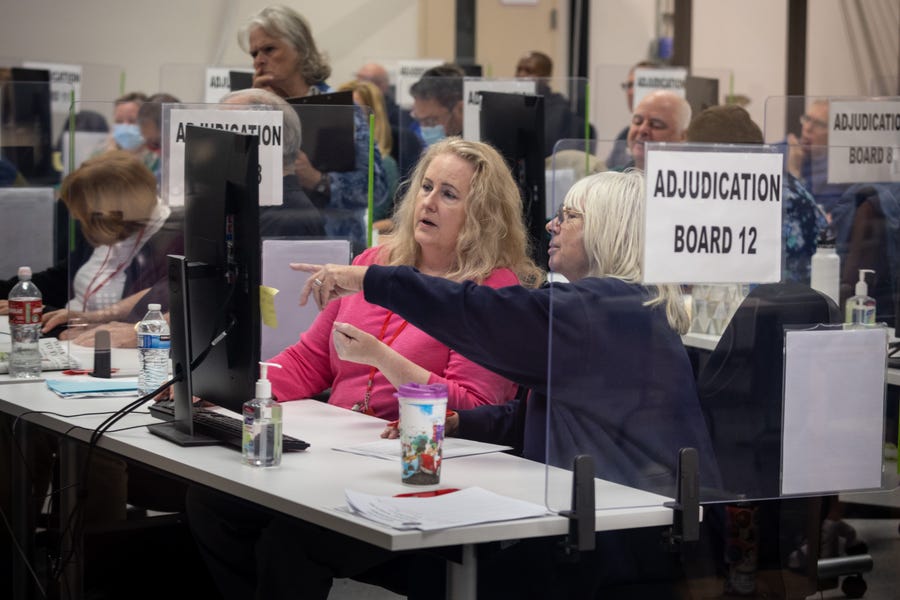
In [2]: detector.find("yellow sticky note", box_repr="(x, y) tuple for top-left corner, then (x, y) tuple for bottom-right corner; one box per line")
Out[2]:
(259, 285), (279, 328)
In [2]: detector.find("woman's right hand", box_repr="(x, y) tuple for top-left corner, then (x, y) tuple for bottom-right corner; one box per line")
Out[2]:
(0, 300), (7, 315)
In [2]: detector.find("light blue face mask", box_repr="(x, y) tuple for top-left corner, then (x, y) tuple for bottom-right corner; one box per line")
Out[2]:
(419, 124), (446, 147)
(113, 123), (144, 150)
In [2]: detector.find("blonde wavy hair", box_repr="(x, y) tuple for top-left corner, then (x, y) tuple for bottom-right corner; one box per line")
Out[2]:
(60, 150), (157, 247)
(338, 79), (392, 156)
(379, 137), (542, 288)
(564, 169), (690, 333)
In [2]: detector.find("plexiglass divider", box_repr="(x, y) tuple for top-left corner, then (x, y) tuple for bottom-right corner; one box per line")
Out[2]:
(544, 139), (896, 521)
(54, 98), (377, 378)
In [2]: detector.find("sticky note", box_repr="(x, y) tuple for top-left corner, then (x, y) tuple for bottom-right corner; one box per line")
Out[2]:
(259, 285), (279, 328)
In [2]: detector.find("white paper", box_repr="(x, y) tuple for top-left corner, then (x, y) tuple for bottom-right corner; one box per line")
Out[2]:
(166, 108), (283, 207)
(344, 487), (548, 531)
(643, 148), (783, 284)
(462, 79), (536, 142)
(632, 67), (687, 108)
(827, 100), (900, 184)
(333, 437), (512, 461)
(781, 327), (887, 494)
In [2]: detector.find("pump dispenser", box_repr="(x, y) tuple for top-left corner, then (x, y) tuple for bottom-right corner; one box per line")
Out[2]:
(845, 269), (876, 326)
(242, 361), (284, 467)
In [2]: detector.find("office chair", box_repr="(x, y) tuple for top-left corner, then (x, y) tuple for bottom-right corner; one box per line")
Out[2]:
(696, 282), (874, 598)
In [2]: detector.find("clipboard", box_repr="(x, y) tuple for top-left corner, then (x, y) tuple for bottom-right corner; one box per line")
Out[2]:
(287, 91), (356, 173)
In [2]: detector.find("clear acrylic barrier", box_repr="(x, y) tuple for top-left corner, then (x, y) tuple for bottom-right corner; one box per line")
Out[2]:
(397, 75), (590, 176)
(51, 98), (380, 370)
(544, 140), (897, 518)
(159, 63), (256, 105)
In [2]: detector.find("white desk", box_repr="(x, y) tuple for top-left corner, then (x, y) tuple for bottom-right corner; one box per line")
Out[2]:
(1, 384), (676, 599)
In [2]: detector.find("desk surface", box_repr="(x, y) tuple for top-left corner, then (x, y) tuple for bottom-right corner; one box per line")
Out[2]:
(0, 383), (675, 553)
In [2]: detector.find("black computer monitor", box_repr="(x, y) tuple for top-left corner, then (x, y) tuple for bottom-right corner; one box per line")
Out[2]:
(148, 126), (261, 446)
(478, 91), (548, 267)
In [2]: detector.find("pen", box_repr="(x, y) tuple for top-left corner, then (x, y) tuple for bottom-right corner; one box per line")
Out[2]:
(394, 488), (460, 498)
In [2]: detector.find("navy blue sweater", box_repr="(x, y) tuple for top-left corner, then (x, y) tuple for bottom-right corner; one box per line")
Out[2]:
(364, 265), (721, 495)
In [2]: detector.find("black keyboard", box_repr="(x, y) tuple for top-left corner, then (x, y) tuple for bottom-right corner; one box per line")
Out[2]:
(148, 401), (309, 452)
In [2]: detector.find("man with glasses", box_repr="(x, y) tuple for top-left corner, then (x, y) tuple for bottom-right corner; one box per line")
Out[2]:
(625, 89), (692, 171)
(787, 99), (848, 217)
(606, 60), (660, 169)
(409, 63), (465, 146)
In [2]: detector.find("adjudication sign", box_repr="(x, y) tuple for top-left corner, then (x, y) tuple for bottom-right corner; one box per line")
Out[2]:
(827, 100), (900, 184)
(643, 149), (783, 284)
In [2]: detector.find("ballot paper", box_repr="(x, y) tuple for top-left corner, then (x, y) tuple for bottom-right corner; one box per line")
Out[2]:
(344, 487), (549, 531)
(334, 437), (511, 461)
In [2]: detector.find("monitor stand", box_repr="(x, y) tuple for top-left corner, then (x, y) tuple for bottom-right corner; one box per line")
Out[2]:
(147, 255), (219, 446)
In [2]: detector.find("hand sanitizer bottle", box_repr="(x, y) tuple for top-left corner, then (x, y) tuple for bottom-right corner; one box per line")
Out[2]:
(845, 269), (876, 327)
(242, 362), (284, 467)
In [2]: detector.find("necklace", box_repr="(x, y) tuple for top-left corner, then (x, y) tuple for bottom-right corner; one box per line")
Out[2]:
(351, 310), (409, 415)
(80, 228), (147, 311)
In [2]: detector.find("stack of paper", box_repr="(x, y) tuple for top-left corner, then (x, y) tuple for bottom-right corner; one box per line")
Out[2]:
(45, 377), (138, 399)
(0, 338), (83, 374)
(344, 487), (549, 531)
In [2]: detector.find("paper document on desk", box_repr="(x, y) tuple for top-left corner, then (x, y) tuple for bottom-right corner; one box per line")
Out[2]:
(45, 377), (139, 399)
(345, 487), (549, 531)
(0, 338), (83, 374)
(334, 437), (511, 461)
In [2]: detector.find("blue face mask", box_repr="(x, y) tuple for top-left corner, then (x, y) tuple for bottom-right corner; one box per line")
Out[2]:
(113, 123), (144, 150)
(419, 124), (446, 147)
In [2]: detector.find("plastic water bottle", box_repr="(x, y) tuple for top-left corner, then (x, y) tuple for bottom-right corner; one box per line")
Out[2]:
(8, 266), (43, 379)
(136, 303), (170, 396)
(810, 243), (840, 307)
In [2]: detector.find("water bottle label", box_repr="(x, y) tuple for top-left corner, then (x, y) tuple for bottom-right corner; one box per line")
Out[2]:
(138, 333), (171, 350)
(9, 299), (43, 325)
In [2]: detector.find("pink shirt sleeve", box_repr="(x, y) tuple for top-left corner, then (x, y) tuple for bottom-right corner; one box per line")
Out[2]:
(267, 298), (340, 401)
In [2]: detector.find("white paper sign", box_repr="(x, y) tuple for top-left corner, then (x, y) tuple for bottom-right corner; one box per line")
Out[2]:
(462, 79), (536, 141)
(643, 149), (783, 284)
(781, 327), (886, 495)
(633, 67), (687, 108)
(204, 67), (254, 103)
(167, 109), (283, 207)
(23, 61), (81, 113)
(827, 100), (900, 183)
(395, 59), (445, 110)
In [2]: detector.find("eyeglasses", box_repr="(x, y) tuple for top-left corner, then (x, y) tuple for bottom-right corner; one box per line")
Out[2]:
(799, 114), (828, 130)
(554, 205), (583, 224)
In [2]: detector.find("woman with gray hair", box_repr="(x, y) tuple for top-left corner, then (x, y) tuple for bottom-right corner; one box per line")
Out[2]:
(237, 4), (387, 253)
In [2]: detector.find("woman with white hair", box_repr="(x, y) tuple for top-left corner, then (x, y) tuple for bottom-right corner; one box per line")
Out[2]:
(296, 169), (720, 597)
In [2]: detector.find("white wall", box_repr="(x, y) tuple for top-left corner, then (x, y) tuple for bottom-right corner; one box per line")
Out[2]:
(0, 0), (418, 102)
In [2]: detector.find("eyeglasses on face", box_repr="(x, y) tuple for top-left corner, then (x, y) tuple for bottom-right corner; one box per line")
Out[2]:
(799, 114), (828, 130)
(554, 205), (583, 224)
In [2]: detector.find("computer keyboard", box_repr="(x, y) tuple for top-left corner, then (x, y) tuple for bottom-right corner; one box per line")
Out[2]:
(148, 401), (309, 452)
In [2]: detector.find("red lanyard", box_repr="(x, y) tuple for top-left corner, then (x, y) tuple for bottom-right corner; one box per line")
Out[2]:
(352, 310), (409, 415)
(80, 228), (146, 310)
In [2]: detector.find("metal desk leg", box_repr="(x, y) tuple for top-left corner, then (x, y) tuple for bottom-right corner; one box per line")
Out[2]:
(446, 544), (477, 600)
(11, 419), (35, 600)
(58, 438), (82, 599)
